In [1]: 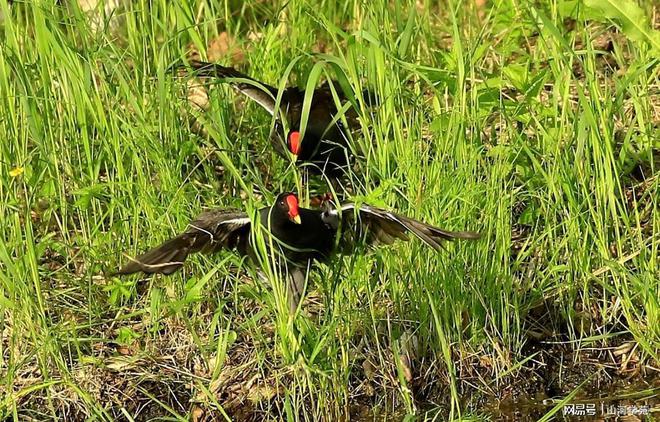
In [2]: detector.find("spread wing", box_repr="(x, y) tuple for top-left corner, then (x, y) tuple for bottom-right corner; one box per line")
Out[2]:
(174, 60), (280, 115)
(116, 209), (251, 275)
(324, 203), (480, 253)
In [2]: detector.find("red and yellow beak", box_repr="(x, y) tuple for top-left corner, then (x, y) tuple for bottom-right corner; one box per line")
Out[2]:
(286, 194), (301, 224)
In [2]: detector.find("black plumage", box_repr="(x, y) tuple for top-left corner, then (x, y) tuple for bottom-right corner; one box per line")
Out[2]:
(175, 60), (370, 175)
(117, 193), (479, 310)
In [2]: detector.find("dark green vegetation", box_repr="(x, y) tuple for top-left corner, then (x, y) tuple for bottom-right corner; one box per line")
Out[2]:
(1, 0), (658, 420)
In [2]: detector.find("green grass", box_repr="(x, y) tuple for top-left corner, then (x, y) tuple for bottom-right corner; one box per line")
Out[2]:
(1, 0), (658, 420)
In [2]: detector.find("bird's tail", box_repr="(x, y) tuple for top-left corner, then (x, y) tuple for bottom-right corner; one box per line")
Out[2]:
(394, 214), (481, 251)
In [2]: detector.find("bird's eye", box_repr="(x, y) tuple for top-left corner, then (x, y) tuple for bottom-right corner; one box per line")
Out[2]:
(279, 200), (285, 207)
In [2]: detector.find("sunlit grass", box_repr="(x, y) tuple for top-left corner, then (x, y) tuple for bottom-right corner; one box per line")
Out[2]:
(1, 0), (658, 420)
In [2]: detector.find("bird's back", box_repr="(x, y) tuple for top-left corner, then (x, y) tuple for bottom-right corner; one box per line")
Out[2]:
(256, 206), (336, 266)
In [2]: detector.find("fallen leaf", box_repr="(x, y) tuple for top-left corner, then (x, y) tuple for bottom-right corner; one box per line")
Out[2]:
(479, 355), (493, 369)
(474, 0), (487, 20)
(208, 31), (245, 64)
(186, 79), (210, 111)
(78, 0), (98, 12)
(398, 353), (413, 382)
(362, 359), (376, 380)
(247, 384), (277, 402)
(247, 31), (263, 42)
(105, 356), (141, 371)
(613, 342), (635, 357)
(191, 405), (205, 422)
(116, 346), (132, 356)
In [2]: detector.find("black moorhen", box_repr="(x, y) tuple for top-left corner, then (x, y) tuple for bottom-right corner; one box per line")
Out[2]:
(117, 193), (479, 310)
(175, 60), (372, 175)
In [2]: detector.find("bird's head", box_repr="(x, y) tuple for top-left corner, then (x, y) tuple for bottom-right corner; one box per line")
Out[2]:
(276, 192), (301, 224)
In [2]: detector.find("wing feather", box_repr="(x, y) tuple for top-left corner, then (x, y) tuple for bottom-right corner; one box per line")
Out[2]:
(175, 60), (280, 115)
(116, 209), (251, 275)
(327, 203), (479, 253)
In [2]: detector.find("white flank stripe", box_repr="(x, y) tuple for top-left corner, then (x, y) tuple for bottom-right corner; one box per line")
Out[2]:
(220, 218), (251, 225)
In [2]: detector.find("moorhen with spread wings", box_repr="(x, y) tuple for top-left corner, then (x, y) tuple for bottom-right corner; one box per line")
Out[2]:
(117, 193), (479, 310)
